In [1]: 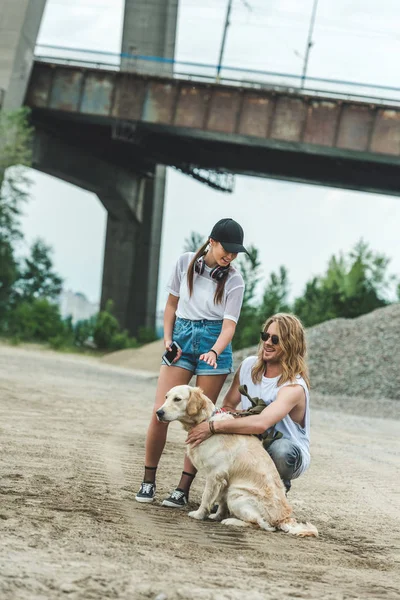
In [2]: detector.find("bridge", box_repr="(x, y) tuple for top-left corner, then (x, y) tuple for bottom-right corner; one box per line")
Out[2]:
(27, 57), (400, 194)
(2, 0), (400, 335)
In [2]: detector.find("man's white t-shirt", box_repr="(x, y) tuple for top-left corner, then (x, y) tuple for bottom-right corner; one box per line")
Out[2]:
(167, 252), (245, 323)
(239, 356), (311, 476)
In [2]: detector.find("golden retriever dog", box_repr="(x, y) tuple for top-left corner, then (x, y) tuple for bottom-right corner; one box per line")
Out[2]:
(156, 384), (318, 537)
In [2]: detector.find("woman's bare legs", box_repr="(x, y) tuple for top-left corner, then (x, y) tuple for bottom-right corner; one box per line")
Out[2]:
(141, 365), (193, 484)
(175, 374), (228, 498)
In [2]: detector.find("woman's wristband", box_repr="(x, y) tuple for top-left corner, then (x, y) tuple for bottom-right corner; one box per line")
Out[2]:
(209, 348), (218, 358)
(209, 420), (216, 434)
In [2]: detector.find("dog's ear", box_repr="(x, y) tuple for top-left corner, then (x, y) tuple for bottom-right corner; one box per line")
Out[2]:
(187, 387), (207, 417)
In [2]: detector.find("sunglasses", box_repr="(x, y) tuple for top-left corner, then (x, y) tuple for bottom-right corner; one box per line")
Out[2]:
(260, 331), (279, 345)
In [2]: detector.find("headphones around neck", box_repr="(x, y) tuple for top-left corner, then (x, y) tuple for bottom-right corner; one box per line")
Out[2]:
(195, 255), (230, 282)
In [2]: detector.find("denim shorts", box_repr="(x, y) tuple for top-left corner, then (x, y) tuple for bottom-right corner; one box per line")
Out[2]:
(169, 317), (233, 376)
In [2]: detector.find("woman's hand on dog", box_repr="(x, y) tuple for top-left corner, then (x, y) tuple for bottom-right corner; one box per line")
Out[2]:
(186, 422), (212, 447)
(199, 351), (217, 368)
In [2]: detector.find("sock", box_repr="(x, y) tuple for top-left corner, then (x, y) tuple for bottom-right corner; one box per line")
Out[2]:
(143, 466), (157, 484)
(176, 470), (196, 498)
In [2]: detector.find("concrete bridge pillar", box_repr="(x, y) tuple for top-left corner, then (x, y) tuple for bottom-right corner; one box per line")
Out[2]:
(100, 166), (165, 334)
(99, 0), (179, 335)
(0, 0), (47, 111)
(121, 0), (178, 75)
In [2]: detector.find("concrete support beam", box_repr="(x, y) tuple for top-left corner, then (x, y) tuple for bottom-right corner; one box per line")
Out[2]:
(32, 129), (145, 222)
(112, 0), (177, 332)
(32, 127), (161, 335)
(100, 213), (139, 333)
(143, 165), (166, 326)
(121, 0), (178, 75)
(0, 0), (47, 110)
(100, 166), (165, 335)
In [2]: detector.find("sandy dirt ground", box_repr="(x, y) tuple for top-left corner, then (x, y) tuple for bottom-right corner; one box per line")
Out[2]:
(1, 344), (400, 600)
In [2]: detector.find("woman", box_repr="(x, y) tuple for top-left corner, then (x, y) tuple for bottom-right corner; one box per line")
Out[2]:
(135, 218), (247, 507)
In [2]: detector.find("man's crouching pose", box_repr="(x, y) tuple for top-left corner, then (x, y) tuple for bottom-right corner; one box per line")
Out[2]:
(187, 313), (312, 495)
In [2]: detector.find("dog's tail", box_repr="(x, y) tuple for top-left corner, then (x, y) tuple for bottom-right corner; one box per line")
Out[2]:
(279, 518), (318, 537)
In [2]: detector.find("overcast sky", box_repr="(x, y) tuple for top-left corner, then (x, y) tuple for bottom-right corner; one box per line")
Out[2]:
(20, 0), (400, 309)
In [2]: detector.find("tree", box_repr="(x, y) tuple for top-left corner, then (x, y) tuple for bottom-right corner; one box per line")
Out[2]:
(0, 109), (32, 170)
(0, 109), (33, 321)
(0, 240), (18, 318)
(183, 231), (205, 252)
(232, 245), (262, 350)
(0, 109), (33, 242)
(259, 266), (291, 321)
(7, 298), (65, 341)
(347, 239), (394, 298)
(293, 276), (334, 327)
(237, 246), (262, 308)
(0, 110), (32, 322)
(15, 238), (63, 303)
(294, 240), (391, 326)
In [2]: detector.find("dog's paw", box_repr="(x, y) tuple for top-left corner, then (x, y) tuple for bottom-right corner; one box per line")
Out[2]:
(208, 512), (225, 522)
(188, 510), (206, 520)
(221, 517), (249, 527)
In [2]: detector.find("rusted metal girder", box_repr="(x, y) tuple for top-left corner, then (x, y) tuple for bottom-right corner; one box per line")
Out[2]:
(26, 62), (400, 160)
(112, 118), (234, 192)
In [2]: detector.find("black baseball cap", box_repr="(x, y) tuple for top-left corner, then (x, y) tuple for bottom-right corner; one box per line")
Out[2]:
(209, 218), (248, 254)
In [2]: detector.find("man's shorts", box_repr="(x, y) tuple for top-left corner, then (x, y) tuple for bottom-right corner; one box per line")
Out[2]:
(168, 317), (233, 376)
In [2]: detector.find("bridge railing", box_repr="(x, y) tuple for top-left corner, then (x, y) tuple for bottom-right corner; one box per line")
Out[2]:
(34, 44), (400, 107)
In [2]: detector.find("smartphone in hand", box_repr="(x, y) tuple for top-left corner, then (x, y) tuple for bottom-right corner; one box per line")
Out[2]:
(162, 341), (181, 366)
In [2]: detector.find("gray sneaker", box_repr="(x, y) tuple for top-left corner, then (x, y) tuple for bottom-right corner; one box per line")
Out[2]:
(162, 488), (187, 508)
(135, 482), (156, 503)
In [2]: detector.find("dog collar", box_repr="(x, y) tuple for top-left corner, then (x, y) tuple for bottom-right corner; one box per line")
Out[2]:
(210, 407), (229, 418)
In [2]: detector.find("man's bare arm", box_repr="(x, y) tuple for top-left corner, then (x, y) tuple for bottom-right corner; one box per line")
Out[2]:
(186, 385), (304, 447)
(217, 385), (303, 434)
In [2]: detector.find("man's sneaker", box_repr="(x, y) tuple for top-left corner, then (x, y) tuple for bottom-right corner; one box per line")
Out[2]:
(135, 482), (156, 503)
(162, 488), (188, 508)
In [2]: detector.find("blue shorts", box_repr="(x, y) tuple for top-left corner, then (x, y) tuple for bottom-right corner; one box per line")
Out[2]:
(169, 317), (233, 376)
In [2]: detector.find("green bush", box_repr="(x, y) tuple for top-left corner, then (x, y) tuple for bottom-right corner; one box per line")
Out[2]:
(109, 330), (137, 351)
(7, 302), (35, 339)
(7, 298), (65, 341)
(137, 326), (157, 345)
(73, 317), (96, 347)
(48, 334), (67, 350)
(93, 302), (120, 350)
(91, 300), (141, 351)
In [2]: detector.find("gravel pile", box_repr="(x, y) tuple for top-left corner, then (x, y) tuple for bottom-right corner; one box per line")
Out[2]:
(233, 304), (400, 402)
(306, 303), (400, 401)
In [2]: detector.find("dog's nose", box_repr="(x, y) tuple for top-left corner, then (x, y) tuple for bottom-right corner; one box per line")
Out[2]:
(156, 409), (165, 420)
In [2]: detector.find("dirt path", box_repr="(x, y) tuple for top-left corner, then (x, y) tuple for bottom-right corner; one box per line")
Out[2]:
(0, 345), (399, 600)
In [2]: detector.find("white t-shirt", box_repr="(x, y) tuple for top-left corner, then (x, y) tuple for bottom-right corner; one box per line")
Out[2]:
(239, 356), (311, 476)
(167, 252), (245, 323)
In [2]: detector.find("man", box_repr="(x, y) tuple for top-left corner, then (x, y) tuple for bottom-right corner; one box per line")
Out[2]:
(186, 313), (311, 493)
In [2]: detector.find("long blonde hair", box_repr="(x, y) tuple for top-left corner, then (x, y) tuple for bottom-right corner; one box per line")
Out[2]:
(251, 313), (310, 389)
(187, 241), (227, 304)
